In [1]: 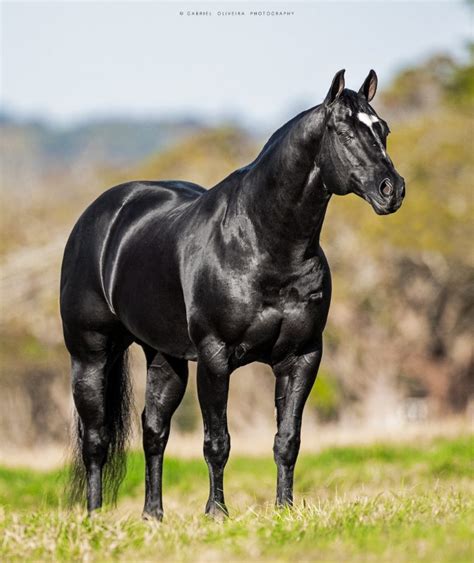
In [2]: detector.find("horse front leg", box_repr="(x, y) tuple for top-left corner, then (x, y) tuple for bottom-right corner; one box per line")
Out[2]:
(142, 348), (188, 521)
(197, 361), (231, 520)
(273, 341), (323, 507)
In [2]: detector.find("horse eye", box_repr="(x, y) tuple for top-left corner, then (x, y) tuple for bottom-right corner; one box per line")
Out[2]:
(338, 129), (353, 141)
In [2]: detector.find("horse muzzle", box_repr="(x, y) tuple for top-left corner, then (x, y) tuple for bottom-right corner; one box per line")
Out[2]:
(369, 176), (405, 215)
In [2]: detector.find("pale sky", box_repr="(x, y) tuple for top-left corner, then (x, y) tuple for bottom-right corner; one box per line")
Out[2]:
(1, 1), (471, 127)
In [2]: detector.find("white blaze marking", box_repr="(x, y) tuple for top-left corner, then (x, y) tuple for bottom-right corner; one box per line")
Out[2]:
(357, 112), (386, 157)
(357, 112), (379, 127)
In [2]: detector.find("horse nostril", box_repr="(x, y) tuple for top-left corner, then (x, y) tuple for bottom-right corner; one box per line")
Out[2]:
(379, 179), (393, 197)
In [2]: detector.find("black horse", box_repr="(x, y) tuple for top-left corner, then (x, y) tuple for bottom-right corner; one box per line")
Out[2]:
(60, 70), (405, 520)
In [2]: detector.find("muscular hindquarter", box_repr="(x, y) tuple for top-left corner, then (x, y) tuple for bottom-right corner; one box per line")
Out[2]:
(60, 181), (205, 359)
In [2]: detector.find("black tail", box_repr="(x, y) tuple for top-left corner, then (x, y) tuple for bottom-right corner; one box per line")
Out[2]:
(68, 349), (134, 506)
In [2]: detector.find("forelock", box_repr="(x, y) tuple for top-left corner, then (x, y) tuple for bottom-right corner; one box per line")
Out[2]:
(338, 89), (371, 115)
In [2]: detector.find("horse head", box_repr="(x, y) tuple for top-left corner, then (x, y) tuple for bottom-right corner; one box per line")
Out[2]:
(318, 69), (405, 215)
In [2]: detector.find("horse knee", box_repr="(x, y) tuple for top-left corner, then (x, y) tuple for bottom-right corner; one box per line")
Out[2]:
(204, 431), (230, 468)
(273, 431), (300, 468)
(142, 409), (170, 456)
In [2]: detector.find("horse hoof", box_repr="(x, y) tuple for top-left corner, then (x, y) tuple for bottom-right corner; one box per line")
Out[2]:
(142, 510), (164, 522)
(87, 508), (103, 520)
(275, 500), (294, 511)
(205, 503), (228, 522)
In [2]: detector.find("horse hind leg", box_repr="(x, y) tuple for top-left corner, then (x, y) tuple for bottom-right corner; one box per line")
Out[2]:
(70, 353), (108, 512)
(141, 346), (188, 521)
(68, 331), (133, 513)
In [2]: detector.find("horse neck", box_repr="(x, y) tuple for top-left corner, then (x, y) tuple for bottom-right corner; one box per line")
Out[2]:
(238, 106), (331, 261)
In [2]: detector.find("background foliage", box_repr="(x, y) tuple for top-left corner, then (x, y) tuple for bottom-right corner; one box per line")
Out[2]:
(0, 49), (472, 449)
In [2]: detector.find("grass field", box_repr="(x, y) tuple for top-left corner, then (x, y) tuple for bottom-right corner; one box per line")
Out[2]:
(1, 435), (472, 561)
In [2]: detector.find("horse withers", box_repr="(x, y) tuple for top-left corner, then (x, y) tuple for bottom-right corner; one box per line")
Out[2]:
(60, 70), (405, 519)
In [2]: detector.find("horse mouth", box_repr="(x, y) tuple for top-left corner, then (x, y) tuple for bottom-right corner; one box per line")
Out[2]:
(369, 197), (402, 215)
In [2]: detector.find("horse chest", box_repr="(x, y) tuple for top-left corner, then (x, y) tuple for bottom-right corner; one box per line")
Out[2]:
(267, 284), (326, 334)
(231, 271), (330, 365)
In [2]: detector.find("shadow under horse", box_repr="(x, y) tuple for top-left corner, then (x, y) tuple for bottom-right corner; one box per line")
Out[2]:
(60, 70), (405, 520)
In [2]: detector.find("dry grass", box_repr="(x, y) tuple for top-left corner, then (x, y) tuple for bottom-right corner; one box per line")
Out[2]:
(0, 435), (472, 561)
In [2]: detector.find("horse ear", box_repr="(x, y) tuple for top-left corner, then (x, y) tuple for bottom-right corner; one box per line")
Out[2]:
(359, 69), (378, 102)
(324, 69), (345, 105)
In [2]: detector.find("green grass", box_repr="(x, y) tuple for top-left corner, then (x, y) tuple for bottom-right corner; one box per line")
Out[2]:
(1, 435), (473, 561)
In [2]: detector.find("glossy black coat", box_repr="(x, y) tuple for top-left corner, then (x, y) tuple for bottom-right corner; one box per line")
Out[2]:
(60, 70), (405, 519)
